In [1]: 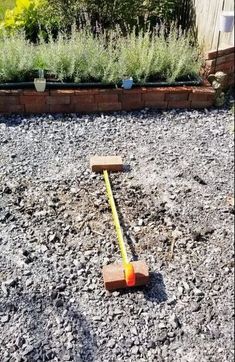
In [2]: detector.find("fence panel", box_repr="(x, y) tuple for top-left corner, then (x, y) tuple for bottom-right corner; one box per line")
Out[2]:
(194, 0), (234, 50)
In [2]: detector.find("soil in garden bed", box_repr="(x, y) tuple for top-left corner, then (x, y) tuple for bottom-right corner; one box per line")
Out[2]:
(0, 74), (203, 90)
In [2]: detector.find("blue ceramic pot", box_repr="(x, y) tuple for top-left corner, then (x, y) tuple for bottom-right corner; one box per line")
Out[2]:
(122, 78), (133, 89)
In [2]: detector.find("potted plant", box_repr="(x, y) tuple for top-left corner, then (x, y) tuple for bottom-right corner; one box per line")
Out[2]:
(34, 68), (46, 92)
(33, 56), (47, 92)
(122, 76), (133, 89)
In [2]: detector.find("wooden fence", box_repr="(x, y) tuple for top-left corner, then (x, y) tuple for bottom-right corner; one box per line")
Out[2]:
(194, 0), (234, 51)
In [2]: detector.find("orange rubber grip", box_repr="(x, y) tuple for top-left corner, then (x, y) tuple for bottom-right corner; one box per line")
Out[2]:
(124, 263), (136, 287)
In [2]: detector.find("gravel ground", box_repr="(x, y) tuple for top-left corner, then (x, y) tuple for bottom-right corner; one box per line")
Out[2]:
(0, 107), (234, 362)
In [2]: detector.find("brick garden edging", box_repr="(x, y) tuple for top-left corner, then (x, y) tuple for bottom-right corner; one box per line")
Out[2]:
(204, 46), (235, 88)
(0, 84), (215, 115)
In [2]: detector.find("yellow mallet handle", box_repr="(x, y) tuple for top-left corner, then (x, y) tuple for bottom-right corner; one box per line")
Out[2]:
(103, 170), (136, 287)
(103, 170), (129, 265)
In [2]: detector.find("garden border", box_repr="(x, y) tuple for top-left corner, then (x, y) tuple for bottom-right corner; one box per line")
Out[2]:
(0, 82), (215, 115)
(204, 46), (235, 88)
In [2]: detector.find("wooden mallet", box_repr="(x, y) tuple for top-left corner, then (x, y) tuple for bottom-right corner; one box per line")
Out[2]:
(90, 155), (149, 291)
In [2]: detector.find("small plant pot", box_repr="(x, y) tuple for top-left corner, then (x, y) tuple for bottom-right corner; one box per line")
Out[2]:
(34, 78), (46, 92)
(219, 11), (234, 32)
(122, 77), (133, 90)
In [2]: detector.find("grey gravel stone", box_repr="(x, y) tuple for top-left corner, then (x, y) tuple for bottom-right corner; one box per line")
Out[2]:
(0, 107), (234, 362)
(1, 315), (9, 324)
(107, 339), (115, 348)
(193, 288), (205, 297)
(25, 279), (33, 287)
(190, 302), (201, 312)
(169, 314), (181, 329)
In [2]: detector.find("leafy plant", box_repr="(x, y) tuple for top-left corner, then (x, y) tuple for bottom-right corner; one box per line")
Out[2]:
(0, 0), (59, 41)
(37, 29), (120, 83)
(48, 0), (183, 32)
(0, 26), (202, 84)
(115, 25), (202, 83)
(116, 29), (155, 82)
(160, 25), (202, 82)
(0, 0), (15, 21)
(0, 31), (34, 81)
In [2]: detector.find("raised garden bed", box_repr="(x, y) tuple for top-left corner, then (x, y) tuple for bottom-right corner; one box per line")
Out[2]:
(0, 81), (215, 114)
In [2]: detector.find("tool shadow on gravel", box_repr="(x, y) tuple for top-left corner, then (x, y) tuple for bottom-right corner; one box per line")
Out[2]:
(123, 164), (131, 172)
(118, 272), (168, 304)
(143, 271), (168, 303)
(1, 292), (96, 361)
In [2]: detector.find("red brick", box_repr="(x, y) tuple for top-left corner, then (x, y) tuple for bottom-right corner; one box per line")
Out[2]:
(121, 101), (144, 110)
(49, 104), (73, 113)
(145, 87), (166, 93)
(98, 88), (122, 95)
(49, 89), (75, 96)
(189, 87), (215, 102)
(0, 96), (20, 105)
(102, 261), (149, 291)
(74, 89), (99, 95)
(206, 46), (235, 60)
(122, 88), (142, 95)
(165, 92), (189, 102)
(23, 90), (49, 95)
(167, 100), (191, 108)
(46, 96), (71, 105)
(226, 72), (235, 86)
(20, 95), (46, 105)
(144, 101), (167, 109)
(0, 89), (23, 95)
(24, 104), (50, 114)
(0, 105), (8, 112)
(142, 92), (165, 102)
(214, 60), (235, 73)
(98, 102), (122, 111)
(95, 94), (119, 103)
(206, 52), (234, 67)
(73, 103), (98, 113)
(0, 104), (24, 113)
(191, 100), (214, 108)
(119, 92), (142, 103)
(148, 86), (191, 94)
(0, 96), (6, 105)
(124, 87), (147, 93)
(71, 95), (95, 104)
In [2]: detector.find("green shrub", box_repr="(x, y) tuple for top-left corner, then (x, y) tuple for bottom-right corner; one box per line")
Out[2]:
(162, 26), (201, 82)
(36, 29), (119, 83)
(0, 27), (202, 84)
(0, 1), (15, 21)
(0, 0), (59, 42)
(116, 29), (156, 82)
(116, 26), (201, 83)
(0, 32), (34, 81)
(0, 1), (196, 42)
(49, 0), (181, 32)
